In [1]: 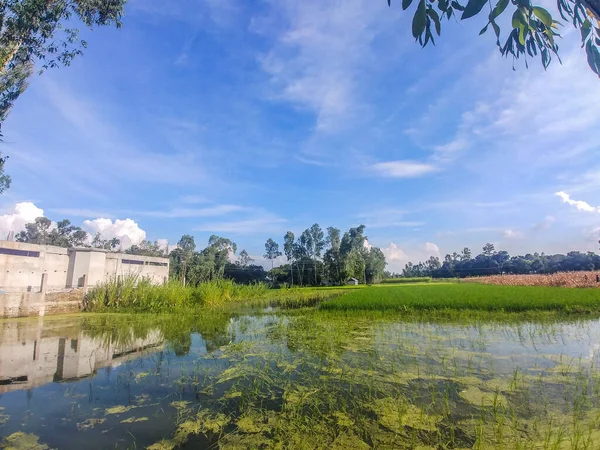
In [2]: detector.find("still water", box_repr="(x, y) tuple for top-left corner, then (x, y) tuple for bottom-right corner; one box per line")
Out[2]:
(1, 312), (600, 449)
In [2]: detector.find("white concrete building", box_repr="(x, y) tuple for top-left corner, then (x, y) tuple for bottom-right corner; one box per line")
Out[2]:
(0, 240), (169, 318)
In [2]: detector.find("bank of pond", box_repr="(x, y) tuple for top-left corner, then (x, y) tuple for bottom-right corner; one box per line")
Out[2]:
(1, 281), (600, 449)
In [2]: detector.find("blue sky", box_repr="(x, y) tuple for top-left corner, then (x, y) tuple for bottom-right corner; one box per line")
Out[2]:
(1, 0), (599, 272)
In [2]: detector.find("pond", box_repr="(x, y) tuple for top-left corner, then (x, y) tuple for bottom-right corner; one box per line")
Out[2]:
(1, 310), (600, 449)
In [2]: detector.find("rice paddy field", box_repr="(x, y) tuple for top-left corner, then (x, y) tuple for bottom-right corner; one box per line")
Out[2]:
(2, 283), (600, 449)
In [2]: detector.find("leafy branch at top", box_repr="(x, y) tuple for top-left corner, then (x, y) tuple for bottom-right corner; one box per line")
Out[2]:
(388, 0), (600, 77)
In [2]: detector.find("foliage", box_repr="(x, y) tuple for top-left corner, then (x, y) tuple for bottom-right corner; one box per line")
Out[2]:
(236, 249), (253, 267)
(0, 150), (10, 193)
(388, 0), (600, 77)
(170, 234), (238, 285)
(83, 276), (343, 312)
(125, 239), (165, 257)
(224, 263), (267, 285)
(91, 232), (120, 251)
(263, 238), (282, 269)
(404, 242), (600, 278)
(0, 0), (126, 122)
(271, 224), (387, 287)
(381, 276), (433, 283)
(16, 216), (87, 247)
(321, 283), (600, 312)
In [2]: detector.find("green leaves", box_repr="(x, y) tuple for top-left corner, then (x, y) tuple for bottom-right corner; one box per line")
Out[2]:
(428, 8), (442, 35)
(581, 19), (592, 44)
(412, 0), (427, 39)
(585, 39), (600, 76)
(532, 7), (553, 29)
(461, 0), (488, 20)
(489, 0), (509, 21)
(402, 0), (414, 10)
(511, 8), (528, 45)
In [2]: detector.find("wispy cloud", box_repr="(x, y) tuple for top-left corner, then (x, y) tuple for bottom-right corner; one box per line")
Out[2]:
(370, 161), (438, 178)
(51, 208), (115, 219)
(194, 214), (287, 234)
(556, 191), (600, 213)
(138, 204), (249, 219)
(256, 0), (401, 133)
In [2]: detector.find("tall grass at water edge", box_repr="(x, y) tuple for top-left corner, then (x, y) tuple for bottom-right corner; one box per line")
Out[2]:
(84, 276), (345, 312)
(381, 276), (432, 284)
(321, 283), (600, 313)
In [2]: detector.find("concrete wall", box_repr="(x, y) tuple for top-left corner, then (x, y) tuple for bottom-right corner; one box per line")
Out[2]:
(0, 241), (70, 291)
(0, 240), (170, 317)
(0, 289), (84, 318)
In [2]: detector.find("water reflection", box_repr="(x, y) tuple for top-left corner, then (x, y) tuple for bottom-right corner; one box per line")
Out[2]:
(0, 312), (600, 449)
(0, 318), (164, 393)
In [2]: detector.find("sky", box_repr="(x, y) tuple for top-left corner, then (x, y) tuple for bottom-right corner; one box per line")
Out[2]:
(1, 0), (599, 273)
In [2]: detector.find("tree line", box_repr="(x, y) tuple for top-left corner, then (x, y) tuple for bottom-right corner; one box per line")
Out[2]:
(399, 243), (600, 278)
(169, 224), (387, 287)
(263, 224), (387, 286)
(13, 216), (389, 285)
(12, 215), (167, 256)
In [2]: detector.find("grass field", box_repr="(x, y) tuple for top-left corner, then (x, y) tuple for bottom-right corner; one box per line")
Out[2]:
(320, 283), (600, 313)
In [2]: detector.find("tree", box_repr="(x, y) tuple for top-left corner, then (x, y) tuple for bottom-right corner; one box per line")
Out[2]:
(16, 216), (87, 247)
(237, 249), (253, 267)
(175, 234), (196, 285)
(16, 216), (52, 244)
(283, 231), (295, 285)
(91, 232), (120, 251)
(387, 0), (600, 78)
(461, 247), (472, 261)
(482, 243), (496, 257)
(365, 247), (387, 283)
(0, 0), (126, 123)
(264, 238), (282, 270)
(0, 152), (10, 193)
(126, 240), (165, 257)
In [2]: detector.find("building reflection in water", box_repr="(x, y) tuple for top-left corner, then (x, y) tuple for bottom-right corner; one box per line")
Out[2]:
(0, 318), (163, 393)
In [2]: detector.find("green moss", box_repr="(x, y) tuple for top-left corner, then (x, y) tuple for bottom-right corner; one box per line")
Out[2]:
(373, 398), (442, 432)
(0, 432), (49, 450)
(120, 416), (148, 423)
(105, 405), (136, 415)
(76, 418), (105, 430)
(459, 386), (508, 407)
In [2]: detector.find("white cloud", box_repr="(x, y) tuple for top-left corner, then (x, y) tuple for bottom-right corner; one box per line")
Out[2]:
(83, 218), (146, 250)
(156, 239), (178, 254)
(502, 229), (524, 239)
(555, 191), (599, 213)
(0, 202), (45, 239)
(371, 161), (438, 178)
(381, 242), (408, 262)
(363, 239), (373, 250)
(424, 242), (440, 256)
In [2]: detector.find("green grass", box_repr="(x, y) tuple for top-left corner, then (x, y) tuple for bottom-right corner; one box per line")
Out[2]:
(320, 283), (600, 313)
(381, 276), (432, 284)
(84, 276), (347, 313)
